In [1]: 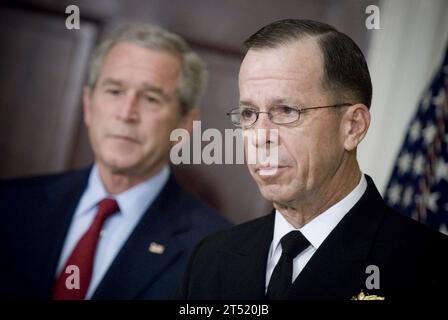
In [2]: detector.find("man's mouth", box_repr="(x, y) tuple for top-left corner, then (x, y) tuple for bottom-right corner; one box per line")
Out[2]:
(255, 165), (287, 176)
(108, 134), (140, 144)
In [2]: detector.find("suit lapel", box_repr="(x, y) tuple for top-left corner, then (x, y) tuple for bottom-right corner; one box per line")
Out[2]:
(220, 213), (275, 299)
(38, 168), (91, 298)
(92, 176), (190, 299)
(287, 175), (387, 299)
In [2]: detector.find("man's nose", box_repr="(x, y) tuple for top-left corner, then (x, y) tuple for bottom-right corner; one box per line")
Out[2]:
(117, 93), (139, 121)
(250, 112), (277, 148)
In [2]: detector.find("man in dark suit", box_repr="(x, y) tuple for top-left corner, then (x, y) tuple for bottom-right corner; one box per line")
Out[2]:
(179, 19), (448, 300)
(0, 24), (229, 300)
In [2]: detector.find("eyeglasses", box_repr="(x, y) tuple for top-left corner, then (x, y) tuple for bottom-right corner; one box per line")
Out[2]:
(226, 103), (353, 128)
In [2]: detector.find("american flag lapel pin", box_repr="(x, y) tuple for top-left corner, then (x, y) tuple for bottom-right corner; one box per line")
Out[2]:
(148, 242), (165, 254)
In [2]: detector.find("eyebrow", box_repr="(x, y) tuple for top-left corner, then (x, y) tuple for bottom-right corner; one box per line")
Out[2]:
(239, 97), (298, 108)
(140, 83), (169, 100)
(100, 78), (170, 100)
(239, 99), (257, 108)
(100, 78), (124, 88)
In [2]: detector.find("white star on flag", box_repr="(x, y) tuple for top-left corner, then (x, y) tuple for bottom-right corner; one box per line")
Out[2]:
(398, 152), (412, 174)
(432, 87), (446, 107)
(423, 123), (437, 146)
(387, 183), (402, 206)
(434, 159), (448, 183)
(427, 192), (440, 212)
(413, 153), (425, 176)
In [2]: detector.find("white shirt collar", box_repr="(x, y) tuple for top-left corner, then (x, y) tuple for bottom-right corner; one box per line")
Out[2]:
(271, 174), (367, 256)
(75, 164), (170, 218)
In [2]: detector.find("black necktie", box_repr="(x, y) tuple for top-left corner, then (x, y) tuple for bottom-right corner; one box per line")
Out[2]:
(267, 230), (310, 299)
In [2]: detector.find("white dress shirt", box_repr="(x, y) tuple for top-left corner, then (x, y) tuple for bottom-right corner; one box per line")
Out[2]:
(56, 164), (170, 299)
(265, 174), (368, 291)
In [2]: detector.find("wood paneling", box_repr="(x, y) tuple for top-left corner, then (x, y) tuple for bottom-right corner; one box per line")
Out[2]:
(0, 7), (97, 178)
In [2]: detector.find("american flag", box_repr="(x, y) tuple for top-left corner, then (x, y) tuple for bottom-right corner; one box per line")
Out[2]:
(384, 44), (448, 234)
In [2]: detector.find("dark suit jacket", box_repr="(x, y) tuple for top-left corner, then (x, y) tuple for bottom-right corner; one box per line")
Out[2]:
(0, 167), (231, 299)
(179, 176), (448, 300)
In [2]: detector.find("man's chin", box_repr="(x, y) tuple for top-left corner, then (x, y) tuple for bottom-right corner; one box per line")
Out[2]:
(109, 165), (135, 175)
(259, 185), (289, 203)
(101, 158), (141, 175)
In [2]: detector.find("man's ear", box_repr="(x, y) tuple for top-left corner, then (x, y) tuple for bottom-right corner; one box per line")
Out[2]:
(341, 104), (370, 151)
(83, 86), (92, 127)
(179, 107), (199, 134)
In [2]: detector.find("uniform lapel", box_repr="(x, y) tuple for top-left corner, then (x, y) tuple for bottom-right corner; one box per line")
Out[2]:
(287, 175), (387, 300)
(219, 213), (275, 299)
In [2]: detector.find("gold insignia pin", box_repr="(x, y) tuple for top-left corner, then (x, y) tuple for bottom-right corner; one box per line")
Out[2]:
(351, 290), (385, 300)
(148, 242), (165, 254)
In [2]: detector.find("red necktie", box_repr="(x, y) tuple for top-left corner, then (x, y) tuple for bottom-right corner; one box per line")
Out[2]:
(52, 198), (119, 300)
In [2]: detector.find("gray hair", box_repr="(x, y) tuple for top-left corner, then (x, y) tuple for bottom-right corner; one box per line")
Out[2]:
(86, 23), (208, 114)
